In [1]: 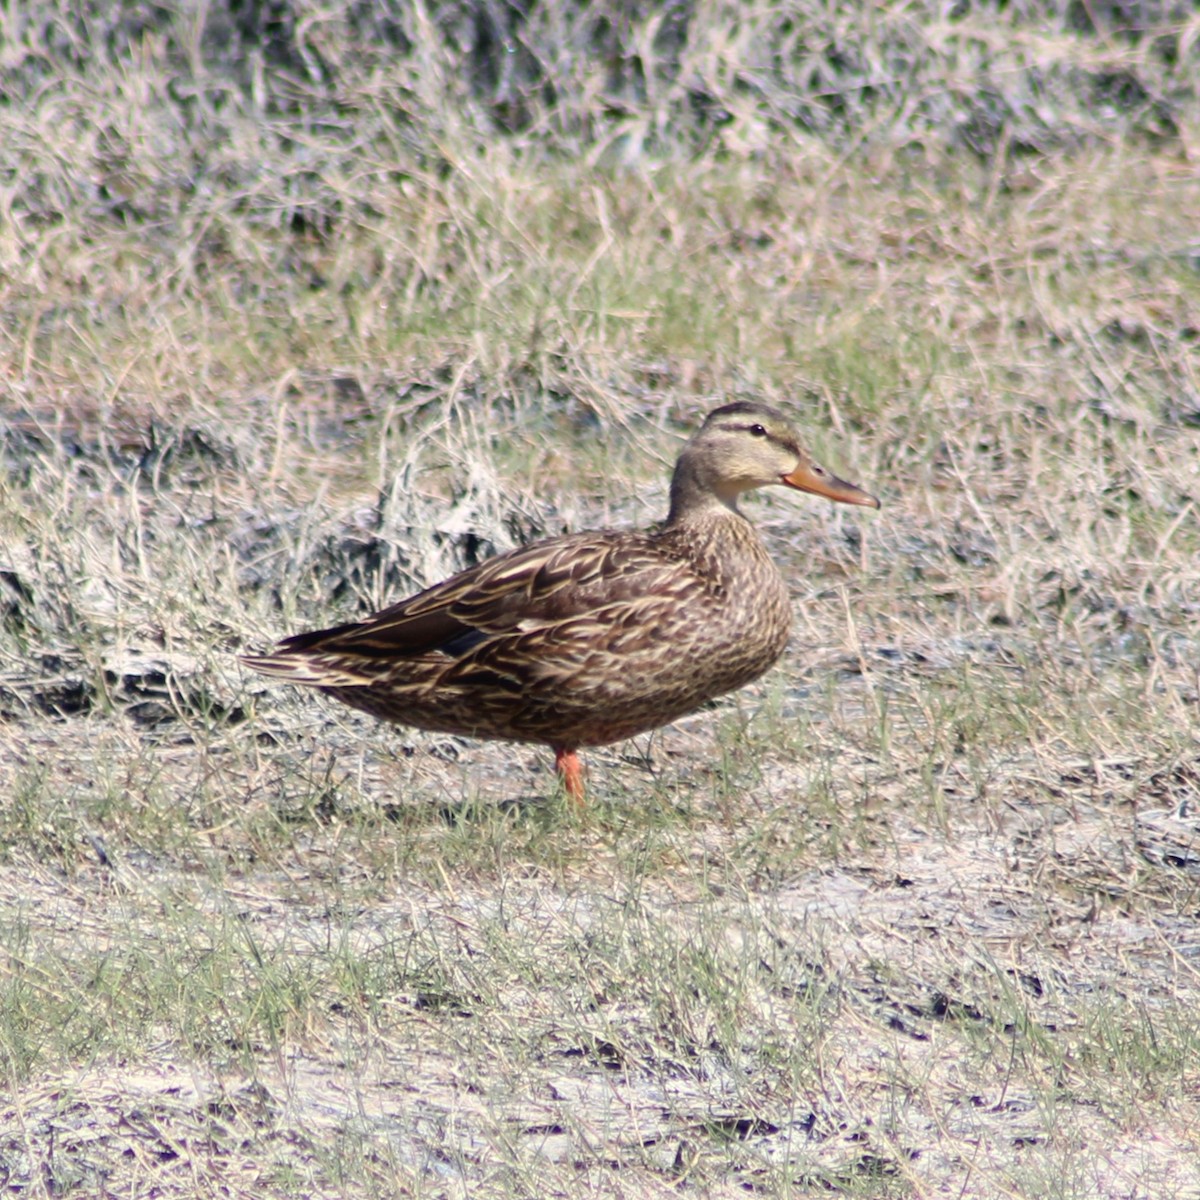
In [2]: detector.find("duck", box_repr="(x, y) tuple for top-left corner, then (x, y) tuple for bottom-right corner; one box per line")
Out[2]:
(242, 401), (879, 802)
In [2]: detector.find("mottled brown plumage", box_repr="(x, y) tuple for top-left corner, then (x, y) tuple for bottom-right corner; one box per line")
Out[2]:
(242, 402), (879, 800)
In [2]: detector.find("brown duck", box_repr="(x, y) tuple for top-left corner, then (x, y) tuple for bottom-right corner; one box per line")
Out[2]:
(242, 402), (879, 801)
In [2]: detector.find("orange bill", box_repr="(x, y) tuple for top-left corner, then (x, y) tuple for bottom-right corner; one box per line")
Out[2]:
(782, 462), (880, 508)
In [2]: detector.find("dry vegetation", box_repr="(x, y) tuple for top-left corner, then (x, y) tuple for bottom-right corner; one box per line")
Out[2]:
(2, 1), (1200, 1196)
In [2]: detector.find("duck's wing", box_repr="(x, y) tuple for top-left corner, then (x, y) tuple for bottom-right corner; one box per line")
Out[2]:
(243, 528), (709, 675)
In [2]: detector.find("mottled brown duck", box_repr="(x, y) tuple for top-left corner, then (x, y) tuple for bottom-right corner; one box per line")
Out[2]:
(242, 402), (879, 802)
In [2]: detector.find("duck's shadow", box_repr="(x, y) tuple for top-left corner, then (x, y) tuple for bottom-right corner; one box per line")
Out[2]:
(431, 793), (564, 827)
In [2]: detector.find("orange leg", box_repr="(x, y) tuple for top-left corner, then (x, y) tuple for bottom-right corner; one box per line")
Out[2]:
(553, 745), (586, 804)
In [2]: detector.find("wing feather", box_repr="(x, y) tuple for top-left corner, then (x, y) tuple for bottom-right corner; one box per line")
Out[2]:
(264, 530), (717, 662)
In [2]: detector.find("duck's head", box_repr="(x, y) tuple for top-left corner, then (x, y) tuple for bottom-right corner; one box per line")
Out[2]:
(670, 400), (880, 518)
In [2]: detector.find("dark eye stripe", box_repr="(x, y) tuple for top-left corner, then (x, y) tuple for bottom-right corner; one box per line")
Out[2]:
(713, 418), (799, 456)
(726, 422), (795, 452)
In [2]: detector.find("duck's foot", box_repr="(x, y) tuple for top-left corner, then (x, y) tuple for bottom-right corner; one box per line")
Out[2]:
(553, 745), (585, 804)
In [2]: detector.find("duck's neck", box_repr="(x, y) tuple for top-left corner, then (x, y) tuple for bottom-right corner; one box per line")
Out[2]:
(666, 458), (743, 527)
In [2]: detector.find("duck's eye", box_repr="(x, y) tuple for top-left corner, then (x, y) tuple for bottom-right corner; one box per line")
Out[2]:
(749, 424), (767, 437)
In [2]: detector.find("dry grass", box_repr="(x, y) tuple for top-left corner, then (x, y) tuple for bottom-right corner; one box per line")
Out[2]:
(2, 2), (1200, 1197)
